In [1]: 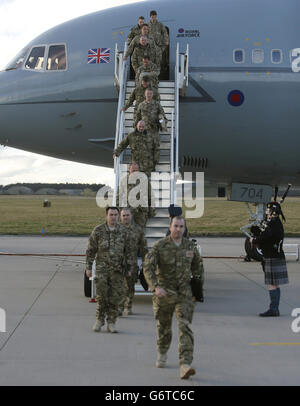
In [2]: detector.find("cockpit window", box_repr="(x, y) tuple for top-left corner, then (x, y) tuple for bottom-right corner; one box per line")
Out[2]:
(5, 47), (30, 71)
(47, 45), (66, 70)
(25, 46), (46, 70)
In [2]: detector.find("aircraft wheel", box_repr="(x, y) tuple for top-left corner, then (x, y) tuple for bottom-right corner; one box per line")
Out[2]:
(84, 270), (91, 297)
(244, 237), (263, 262)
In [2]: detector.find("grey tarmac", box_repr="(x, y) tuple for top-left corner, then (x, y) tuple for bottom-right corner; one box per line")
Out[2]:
(0, 235), (300, 386)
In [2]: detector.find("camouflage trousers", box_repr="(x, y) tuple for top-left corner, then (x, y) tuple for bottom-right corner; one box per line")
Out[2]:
(138, 163), (157, 179)
(147, 128), (160, 146)
(119, 268), (139, 311)
(94, 270), (124, 324)
(132, 206), (149, 227)
(152, 293), (195, 365)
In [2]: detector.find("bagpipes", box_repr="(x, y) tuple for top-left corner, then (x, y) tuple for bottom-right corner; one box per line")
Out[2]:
(251, 183), (291, 237)
(266, 183), (291, 222)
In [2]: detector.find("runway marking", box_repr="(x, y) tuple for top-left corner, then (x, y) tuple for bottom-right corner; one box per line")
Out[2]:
(250, 343), (300, 347)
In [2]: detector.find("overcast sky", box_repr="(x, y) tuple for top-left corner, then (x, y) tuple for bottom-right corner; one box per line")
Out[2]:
(0, 0), (143, 186)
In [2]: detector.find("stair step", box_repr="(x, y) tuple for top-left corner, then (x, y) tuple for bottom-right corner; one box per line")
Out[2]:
(152, 198), (171, 207)
(124, 102), (175, 111)
(158, 82), (175, 88)
(118, 166), (172, 176)
(146, 217), (170, 227)
(120, 141), (171, 150)
(152, 194), (171, 207)
(124, 120), (172, 128)
(122, 157), (170, 165)
(123, 132), (171, 142)
(153, 207), (169, 217)
(155, 164), (170, 172)
(127, 80), (175, 88)
(122, 150), (170, 162)
(145, 227), (168, 238)
(124, 109), (174, 120)
(146, 237), (164, 248)
(151, 184), (171, 193)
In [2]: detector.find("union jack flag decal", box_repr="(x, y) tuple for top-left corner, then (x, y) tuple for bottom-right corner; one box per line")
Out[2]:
(88, 48), (111, 64)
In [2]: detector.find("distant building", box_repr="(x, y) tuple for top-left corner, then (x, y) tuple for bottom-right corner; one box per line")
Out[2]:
(6, 186), (33, 195)
(35, 188), (58, 195)
(59, 189), (83, 196)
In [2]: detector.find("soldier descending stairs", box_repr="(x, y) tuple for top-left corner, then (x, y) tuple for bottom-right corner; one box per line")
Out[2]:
(113, 41), (189, 293)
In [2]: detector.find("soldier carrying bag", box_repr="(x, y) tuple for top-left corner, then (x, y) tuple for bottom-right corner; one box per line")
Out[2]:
(190, 277), (203, 302)
(138, 267), (149, 291)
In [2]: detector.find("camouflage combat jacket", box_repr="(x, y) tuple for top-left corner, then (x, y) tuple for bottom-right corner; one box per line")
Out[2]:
(135, 62), (160, 87)
(127, 25), (142, 44)
(114, 129), (160, 167)
(124, 222), (148, 263)
(143, 236), (204, 295)
(86, 223), (135, 274)
(135, 99), (167, 130)
(126, 34), (157, 57)
(117, 172), (156, 211)
(148, 20), (169, 47)
(131, 43), (158, 71)
(124, 85), (160, 111)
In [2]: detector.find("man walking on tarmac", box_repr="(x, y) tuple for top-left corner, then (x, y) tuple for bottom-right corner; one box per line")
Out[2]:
(143, 216), (204, 379)
(85, 207), (135, 333)
(119, 207), (148, 315)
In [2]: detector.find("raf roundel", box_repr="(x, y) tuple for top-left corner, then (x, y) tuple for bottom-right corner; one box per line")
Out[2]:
(178, 28), (185, 34)
(228, 90), (245, 107)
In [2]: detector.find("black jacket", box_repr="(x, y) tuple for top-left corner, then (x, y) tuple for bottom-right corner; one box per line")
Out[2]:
(253, 217), (285, 259)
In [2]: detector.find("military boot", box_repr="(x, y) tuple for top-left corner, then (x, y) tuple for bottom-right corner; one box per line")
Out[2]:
(107, 323), (117, 333)
(180, 364), (196, 380)
(92, 320), (104, 332)
(155, 352), (167, 368)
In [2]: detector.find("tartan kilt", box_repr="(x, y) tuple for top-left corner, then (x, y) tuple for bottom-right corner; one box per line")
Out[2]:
(262, 258), (289, 285)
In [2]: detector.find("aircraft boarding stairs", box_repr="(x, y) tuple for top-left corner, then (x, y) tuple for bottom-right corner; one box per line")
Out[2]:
(113, 43), (189, 293)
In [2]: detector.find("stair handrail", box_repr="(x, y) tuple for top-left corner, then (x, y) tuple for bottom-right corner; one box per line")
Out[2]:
(173, 43), (181, 206)
(113, 42), (129, 205)
(173, 43), (189, 205)
(170, 109), (175, 205)
(183, 44), (189, 90)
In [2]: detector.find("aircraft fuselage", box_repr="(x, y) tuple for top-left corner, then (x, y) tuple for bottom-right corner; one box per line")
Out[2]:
(0, 0), (299, 186)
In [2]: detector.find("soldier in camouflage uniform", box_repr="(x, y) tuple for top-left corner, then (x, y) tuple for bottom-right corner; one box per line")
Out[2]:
(124, 36), (159, 73)
(135, 88), (167, 148)
(126, 24), (157, 58)
(85, 207), (135, 333)
(148, 10), (169, 74)
(143, 216), (204, 379)
(127, 16), (145, 45)
(119, 207), (148, 315)
(121, 76), (160, 123)
(135, 54), (160, 88)
(113, 120), (159, 177)
(116, 161), (156, 227)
